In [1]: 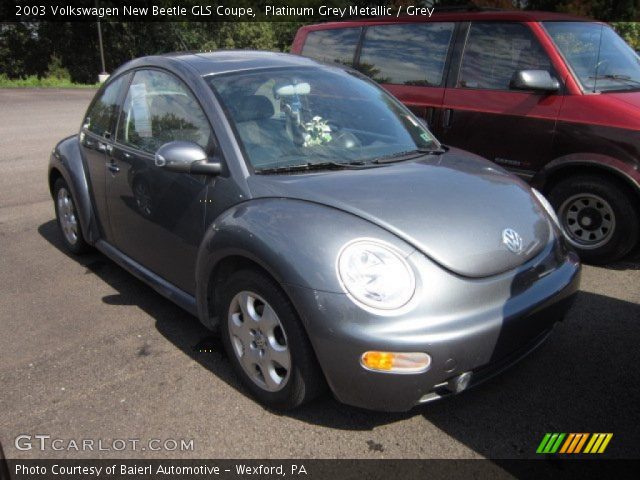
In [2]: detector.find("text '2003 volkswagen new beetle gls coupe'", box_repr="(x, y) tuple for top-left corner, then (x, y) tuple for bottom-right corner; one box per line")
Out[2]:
(48, 51), (580, 412)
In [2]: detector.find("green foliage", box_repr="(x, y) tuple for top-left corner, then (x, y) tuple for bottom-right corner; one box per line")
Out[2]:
(0, 73), (98, 88)
(0, 1), (378, 84)
(611, 22), (640, 50)
(0, 21), (310, 84)
(525, 0), (638, 21)
(0, 23), (44, 79)
(2, 0), (639, 87)
(201, 23), (278, 50)
(45, 54), (71, 81)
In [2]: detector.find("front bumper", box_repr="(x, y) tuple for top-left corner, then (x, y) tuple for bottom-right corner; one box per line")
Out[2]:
(287, 242), (581, 412)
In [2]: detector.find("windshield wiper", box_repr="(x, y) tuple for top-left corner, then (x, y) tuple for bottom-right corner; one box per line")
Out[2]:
(256, 161), (368, 174)
(589, 74), (640, 87)
(371, 147), (447, 164)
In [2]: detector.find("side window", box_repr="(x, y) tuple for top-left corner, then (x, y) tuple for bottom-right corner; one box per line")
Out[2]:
(301, 28), (361, 66)
(116, 69), (213, 155)
(85, 75), (126, 137)
(358, 23), (455, 86)
(459, 22), (553, 90)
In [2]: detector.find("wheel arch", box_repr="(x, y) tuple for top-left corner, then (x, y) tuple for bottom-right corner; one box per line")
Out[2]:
(48, 167), (64, 196)
(533, 156), (640, 206)
(197, 249), (334, 396)
(203, 252), (287, 328)
(48, 136), (100, 244)
(535, 155), (640, 261)
(193, 197), (414, 330)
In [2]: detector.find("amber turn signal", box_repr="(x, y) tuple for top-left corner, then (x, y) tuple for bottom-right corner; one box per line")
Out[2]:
(361, 351), (431, 373)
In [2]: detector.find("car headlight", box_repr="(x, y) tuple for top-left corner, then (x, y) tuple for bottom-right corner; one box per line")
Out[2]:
(533, 188), (560, 228)
(337, 239), (415, 311)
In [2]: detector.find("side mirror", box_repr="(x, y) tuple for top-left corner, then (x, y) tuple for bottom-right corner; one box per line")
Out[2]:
(510, 70), (560, 93)
(154, 141), (221, 175)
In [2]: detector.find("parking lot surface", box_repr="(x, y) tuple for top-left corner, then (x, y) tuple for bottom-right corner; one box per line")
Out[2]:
(1, 88), (639, 460)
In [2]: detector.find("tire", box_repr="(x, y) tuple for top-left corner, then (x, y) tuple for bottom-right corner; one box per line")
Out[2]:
(547, 175), (639, 264)
(220, 269), (325, 410)
(53, 177), (90, 254)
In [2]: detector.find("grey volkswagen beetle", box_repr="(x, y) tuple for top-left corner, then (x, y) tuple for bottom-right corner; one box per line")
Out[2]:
(48, 51), (580, 411)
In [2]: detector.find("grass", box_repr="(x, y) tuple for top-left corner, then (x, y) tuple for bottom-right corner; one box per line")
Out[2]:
(0, 74), (99, 89)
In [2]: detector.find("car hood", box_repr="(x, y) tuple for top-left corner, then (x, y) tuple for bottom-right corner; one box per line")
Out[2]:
(581, 91), (640, 130)
(605, 90), (640, 110)
(247, 148), (551, 278)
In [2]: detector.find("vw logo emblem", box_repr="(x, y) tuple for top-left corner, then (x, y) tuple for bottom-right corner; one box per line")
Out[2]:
(502, 228), (524, 254)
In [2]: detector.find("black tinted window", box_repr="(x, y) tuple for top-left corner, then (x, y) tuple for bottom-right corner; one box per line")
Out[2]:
(459, 22), (552, 90)
(358, 23), (454, 86)
(117, 70), (212, 154)
(85, 76), (126, 136)
(301, 28), (361, 66)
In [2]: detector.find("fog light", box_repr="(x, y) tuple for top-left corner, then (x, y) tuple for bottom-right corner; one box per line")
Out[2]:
(361, 351), (431, 373)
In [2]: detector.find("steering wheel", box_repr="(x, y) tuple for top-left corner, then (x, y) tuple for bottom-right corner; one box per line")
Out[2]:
(332, 131), (362, 149)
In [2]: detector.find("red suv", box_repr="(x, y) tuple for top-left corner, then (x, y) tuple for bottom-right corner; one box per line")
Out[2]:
(292, 11), (640, 263)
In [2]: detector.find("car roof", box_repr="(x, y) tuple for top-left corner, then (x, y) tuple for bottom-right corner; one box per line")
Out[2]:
(122, 50), (324, 77)
(298, 10), (593, 32)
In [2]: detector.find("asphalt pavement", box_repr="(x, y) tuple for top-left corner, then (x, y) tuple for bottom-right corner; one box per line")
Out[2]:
(0, 88), (638, 462)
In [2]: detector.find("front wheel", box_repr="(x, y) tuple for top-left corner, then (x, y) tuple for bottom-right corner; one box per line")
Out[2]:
(220, 269), (325, 410)
(548, 175), (639, 264)
(53, 178), (90, 254)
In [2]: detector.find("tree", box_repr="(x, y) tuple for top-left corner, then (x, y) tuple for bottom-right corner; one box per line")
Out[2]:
(0, 23), (44, 78)
(612, 22), (640, 50)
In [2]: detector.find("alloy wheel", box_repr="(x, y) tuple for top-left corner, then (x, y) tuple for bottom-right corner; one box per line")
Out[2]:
(227, 291), (291, 392)
(57, 187), (79, 245)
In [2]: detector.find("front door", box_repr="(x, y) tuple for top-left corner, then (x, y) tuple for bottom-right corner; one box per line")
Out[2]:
(440, 22), (562, 177)
(106, 69), (216, 294)
(79, 74), (129, 240)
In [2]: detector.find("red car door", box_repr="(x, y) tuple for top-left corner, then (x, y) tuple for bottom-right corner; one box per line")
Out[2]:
(355, 22), (456, 132)
(440, 21), (563, 177)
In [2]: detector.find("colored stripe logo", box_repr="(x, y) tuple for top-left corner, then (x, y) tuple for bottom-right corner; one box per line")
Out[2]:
(536, 433), (613, 454)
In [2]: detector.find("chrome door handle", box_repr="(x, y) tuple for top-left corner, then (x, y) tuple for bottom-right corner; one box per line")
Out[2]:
(107, 163), (120, 174)
(98, 143), (114, 154)
(443, 109), (453, 128)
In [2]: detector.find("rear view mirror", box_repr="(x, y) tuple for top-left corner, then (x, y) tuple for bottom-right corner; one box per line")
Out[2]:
(510, 70), (560, 93)
(154, 141), (221, 175)
(275, 83), (311, 96)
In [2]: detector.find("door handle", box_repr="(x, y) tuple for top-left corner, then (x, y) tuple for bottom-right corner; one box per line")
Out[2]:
(443, 109), (453, 128)
(107, 163), (120, 174)
(98, 142), (114, 154)
(425, 107), (435, 127)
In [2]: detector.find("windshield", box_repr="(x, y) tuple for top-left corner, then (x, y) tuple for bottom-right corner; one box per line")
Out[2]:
(544, 21), (640, 93)
(206, 66), (439, 172)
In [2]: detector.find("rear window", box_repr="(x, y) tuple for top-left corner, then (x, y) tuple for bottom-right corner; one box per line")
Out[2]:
(358, 23), (455, 86)
(301, 28), (361, 66)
